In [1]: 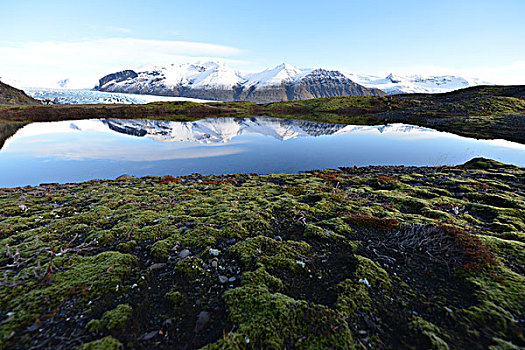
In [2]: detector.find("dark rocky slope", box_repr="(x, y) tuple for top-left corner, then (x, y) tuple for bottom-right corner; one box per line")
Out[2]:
(0, 81), (40, 106)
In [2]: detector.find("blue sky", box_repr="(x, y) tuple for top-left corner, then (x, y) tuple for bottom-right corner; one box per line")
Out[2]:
(1, 0), (524, 87)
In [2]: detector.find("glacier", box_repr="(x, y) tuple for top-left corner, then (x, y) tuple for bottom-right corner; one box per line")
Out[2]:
(24, 88), (212, 105)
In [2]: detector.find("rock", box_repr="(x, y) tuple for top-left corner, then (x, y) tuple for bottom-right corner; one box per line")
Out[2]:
(26, 322), (41, 332)
(163, 319), (173, 328)
(359, 278), (371, 288)
(209, 248), (220, 256)
(228, 277), (236, 283)
(274, 235), (283, 242)
(194, 311), (211, 333)
(97, 69), (138, 88)
(116, 174), (134, 181)
(148, 263), (166, 271)
(218, 275), (228, 284)
(140, 330), (158, 341)
(179, 249), (191, 259)
(211, 259), (218, 268)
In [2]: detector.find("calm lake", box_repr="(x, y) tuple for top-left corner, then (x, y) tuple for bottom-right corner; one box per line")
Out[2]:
(1, 116), (524, 188)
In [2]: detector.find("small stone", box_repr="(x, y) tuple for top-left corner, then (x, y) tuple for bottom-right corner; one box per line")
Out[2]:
(211, 259), (218, 268)
(26, 323), (40, 332)
(209, 248), (220, 256)
(116, 174), (134, 180)
(194, 311), (210, 333)
(359, 278), (371, 288)
(140, 330), (158, 341)
(295, 260), (305, 268)
(218, 275), (228, 284)
(149, 263), (166, 271)
(179, 249), (191, 259)
(274, 236), (283, 242)
(228, 277), (236, 283)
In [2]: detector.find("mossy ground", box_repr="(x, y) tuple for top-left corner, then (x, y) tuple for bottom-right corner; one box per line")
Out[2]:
(0, 158), (523, 349)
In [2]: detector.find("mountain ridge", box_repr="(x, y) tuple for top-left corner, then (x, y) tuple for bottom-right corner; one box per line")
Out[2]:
(94, 62), (492, 102)
(95, 62), (385, 102)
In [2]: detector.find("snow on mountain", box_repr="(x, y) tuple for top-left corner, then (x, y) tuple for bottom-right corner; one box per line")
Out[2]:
(244, 63), (308, 88)
(190, 62), (245, 89)
(96, 61), (383, 102)
(93, 61), (493, 101)
(97, 62), (244, 93)
(345, 72), (492, 94)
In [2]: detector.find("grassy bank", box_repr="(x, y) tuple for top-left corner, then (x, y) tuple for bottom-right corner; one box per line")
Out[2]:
(1, 85), (524, 144)
(0, 158), (523, 349)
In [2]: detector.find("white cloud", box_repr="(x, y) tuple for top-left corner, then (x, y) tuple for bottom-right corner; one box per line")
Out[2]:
(0, 38), (244, 88)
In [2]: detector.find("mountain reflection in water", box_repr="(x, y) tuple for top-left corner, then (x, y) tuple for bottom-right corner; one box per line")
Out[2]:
(1, 116), (524, 187)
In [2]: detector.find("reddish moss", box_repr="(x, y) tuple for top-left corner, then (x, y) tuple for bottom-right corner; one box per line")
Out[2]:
(160, 175), (180, 184)
(439, 225), (499, 273)
(344, 214), (400, 232)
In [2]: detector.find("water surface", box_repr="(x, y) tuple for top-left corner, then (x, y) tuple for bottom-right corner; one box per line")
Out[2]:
(1, 116), (524, 187)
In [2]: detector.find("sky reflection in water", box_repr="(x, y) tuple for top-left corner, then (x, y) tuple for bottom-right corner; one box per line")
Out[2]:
(1, 116), (524, 187)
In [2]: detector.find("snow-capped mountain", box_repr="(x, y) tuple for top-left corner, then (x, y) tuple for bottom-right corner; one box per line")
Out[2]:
(95, 62), (384, 102)
(345, 72), (492, 95)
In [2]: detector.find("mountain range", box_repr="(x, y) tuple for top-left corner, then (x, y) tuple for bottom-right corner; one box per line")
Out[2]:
(95, 62), (385, 102)
(95, 62), (491, 103)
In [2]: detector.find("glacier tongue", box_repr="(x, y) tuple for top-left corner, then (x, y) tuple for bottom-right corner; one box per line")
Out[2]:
(24, 88), (212, 104)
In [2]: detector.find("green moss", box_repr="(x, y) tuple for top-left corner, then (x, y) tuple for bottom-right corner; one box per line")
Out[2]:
(303, 223), (346, 241)
(173, 256), (206, 278)
(166, 290), (184, 311)
(0, 158), (523, 348)
(208, 284), (354, 349)
(230, 236), (311, 271)
(489, 337), (522, 350)
(241, 267), (283, 292)
(354, 255), (391, 289)
(77, 336), (124, 350)
(103, 304), (132, 331)
(336, 279), (371, 314)
(0, 251), (136, 339)
(410, 316), (450, 350)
